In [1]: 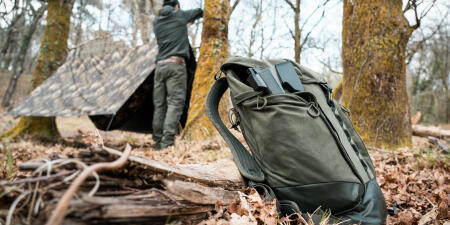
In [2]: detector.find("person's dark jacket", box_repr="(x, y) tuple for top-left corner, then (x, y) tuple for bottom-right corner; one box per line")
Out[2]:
(153, 6), (203, 61)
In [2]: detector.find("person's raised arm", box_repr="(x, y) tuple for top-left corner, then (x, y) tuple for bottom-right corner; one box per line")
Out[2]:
(182, 8), (203, 23)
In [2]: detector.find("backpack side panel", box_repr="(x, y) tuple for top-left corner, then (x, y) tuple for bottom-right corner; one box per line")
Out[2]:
(341, 178), (388, 225)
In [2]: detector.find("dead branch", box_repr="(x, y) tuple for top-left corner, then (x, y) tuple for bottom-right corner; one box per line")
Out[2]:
(45, 144), (132, 225)
(412, 125), (450, 139)
(101, 146), (244, 189)
(283, 0), (296, 11)
(164, 180), (239, 205)
(230, 0), (240, 16)
(428, 137), (449, 152)
(0, 171), (72, 186)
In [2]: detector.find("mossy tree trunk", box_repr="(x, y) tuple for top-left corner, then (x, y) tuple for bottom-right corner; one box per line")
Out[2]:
(1, 0), (74, 140)
(342, 0), (414, 148)
(183, 0), (230, 140)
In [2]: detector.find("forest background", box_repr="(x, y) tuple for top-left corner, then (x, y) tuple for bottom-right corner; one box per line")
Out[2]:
(0, 0), (448, 224)
(0, 0), (448, 126)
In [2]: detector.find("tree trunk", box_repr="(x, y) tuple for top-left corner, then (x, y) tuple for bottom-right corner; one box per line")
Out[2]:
(183, 0), (230, 140)
(138, 0), (150, 44)
(73, 0), (86, 46)
(342, 0), (412, 148)
(0, 12), (24, 69)
(293, 0), (301, 63)
(1, 0), (74, 140)
(2, 5), (46, 108)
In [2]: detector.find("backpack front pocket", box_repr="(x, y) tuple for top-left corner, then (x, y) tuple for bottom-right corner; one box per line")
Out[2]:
(237, 93), (361, 188)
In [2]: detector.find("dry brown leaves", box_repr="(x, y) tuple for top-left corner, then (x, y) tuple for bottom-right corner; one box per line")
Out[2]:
(372, 146), (449, 225)
(1, 114), (449, 225)
(199, 188), (278, 225)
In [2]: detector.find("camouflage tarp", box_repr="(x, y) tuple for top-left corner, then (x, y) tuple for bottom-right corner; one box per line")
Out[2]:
(9, 43), (197, 133)
(9, 44), (157, 116)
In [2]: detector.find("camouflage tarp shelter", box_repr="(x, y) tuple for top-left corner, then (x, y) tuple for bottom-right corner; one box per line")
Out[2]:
(9, 43), (197, 133)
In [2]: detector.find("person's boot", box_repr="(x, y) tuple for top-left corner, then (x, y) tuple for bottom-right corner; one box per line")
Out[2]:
(160, 135), (175, 149)
(154, 142), (162, 150)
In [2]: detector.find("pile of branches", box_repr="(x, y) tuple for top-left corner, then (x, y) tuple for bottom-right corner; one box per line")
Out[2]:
(0, 145), (244, 225)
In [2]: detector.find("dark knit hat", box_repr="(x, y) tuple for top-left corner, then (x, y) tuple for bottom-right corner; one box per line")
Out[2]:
(163, 0), (179, 7)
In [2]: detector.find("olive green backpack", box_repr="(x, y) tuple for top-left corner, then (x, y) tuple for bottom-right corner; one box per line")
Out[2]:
(206, 57), (387, 224)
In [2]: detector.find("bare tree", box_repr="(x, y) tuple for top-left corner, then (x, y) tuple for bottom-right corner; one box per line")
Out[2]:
(230, 0), (278, 59)
(282, 0), (330, 63)
(409, 7), (449, 124)
(2, 3), (46, 108)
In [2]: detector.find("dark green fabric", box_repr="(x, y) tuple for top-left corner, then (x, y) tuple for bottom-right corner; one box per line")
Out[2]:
(152, 62), (187, 147)
(153, 6), (203, 61)
(206, 56), (387, 224)
(235, 92), (359, 187)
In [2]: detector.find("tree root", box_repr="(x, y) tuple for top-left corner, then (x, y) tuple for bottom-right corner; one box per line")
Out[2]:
(0, 118), (29, 140)
(0, 117), (60, 140)
(45, 144), (132, 225)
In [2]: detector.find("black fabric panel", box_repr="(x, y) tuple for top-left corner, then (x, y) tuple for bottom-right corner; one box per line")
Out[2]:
(341, 178), (387, 225)
(274, 182), (363, 214)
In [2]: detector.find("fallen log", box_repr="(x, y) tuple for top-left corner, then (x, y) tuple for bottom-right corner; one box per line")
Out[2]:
(412, 125), (450, 139)
(164, 180), (239, 205)
(44, 191), (213, 225)
(3, 145), (246, 225)
(101, 146), (244, 190)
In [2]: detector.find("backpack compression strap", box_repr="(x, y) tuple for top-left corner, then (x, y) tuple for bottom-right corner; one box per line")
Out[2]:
(206, 77), (265, 182)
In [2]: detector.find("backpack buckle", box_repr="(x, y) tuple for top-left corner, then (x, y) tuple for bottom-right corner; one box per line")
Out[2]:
(214, 70), (224, 80)
(307, 102), (320, 118)
(228, 108), (240, 131)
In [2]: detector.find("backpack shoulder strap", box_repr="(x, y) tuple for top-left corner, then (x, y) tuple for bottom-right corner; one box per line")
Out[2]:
(206, 77), (265, 183)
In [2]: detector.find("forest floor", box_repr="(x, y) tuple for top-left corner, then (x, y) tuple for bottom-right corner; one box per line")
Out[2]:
(0, 72), (448, 224)
(1, 107), (448, 224)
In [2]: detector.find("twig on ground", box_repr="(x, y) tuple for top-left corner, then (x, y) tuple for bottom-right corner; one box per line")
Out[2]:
(45, 144), (132, 225)
(367, 146), (399, 155)
(0, 171), (72, 186)
(426, 197), (436, 208)
(94, 129), (104, 147)
(367, 146), (399, 164)
(5, 191), (30, 225)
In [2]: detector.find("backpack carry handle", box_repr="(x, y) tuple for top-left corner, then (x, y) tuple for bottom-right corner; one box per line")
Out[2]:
(205, 77), (265, 182)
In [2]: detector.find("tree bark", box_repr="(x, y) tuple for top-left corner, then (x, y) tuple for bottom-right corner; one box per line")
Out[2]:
(342, 0), (413, 148)
(138, 0), (151, 44)
(2, 5), (46, 108)
(183, 0), (230, 140)
(0, 0), (74, 140)
(293, 0), (301, 63)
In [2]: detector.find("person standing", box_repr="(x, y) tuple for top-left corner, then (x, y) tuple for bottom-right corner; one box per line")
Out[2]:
(152, 0), (203, 150)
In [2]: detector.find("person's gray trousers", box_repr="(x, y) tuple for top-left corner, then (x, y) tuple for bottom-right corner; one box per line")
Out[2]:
(152, 62), (187, 148)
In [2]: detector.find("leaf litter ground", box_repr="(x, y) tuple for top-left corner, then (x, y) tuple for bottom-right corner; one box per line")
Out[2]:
(0, 111), (448, 224)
